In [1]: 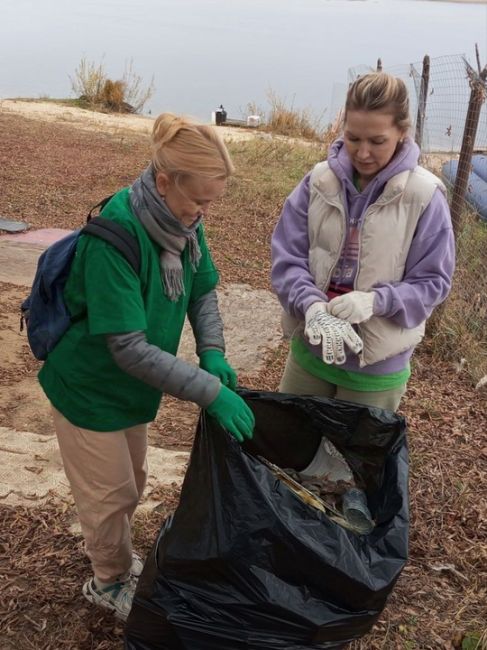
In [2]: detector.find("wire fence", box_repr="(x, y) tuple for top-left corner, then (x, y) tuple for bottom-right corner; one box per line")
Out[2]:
(347, 53), (487, 153)
(437, 62), (487, 386)
(339, 53), (487, 385)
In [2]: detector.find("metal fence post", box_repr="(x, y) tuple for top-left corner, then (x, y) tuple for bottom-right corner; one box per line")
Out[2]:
(415, 55), (430, 150)
(450, 60), (487, 236)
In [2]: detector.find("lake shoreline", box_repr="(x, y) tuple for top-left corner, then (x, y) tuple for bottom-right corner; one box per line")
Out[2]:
(2, 0), (485, 125)
(424, 0), (487, 3)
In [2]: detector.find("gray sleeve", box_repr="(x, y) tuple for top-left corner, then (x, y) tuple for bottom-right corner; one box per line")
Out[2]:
(187, 289), (225, 357)
(106, 331), (220, 408)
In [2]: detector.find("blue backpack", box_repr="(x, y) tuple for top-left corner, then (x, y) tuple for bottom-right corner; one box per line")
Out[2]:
(20, 197), (141, 360)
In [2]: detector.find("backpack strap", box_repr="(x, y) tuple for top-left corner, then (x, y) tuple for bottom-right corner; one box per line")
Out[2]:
(82, 217), (141, 275)
(86, 194), (115, 221)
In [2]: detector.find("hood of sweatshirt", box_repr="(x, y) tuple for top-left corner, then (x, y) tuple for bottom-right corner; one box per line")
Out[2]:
(327, 136), (420, 205)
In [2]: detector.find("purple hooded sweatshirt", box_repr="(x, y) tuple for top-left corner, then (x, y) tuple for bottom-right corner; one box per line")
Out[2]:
(271, 137), (455, 375)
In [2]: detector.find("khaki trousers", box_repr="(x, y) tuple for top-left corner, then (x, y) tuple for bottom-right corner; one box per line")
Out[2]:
(51, 406), (148, 583)
(279, 351), (406, 412)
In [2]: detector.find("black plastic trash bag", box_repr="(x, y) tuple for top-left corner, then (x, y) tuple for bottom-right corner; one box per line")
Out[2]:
(124, 389), (408, 650)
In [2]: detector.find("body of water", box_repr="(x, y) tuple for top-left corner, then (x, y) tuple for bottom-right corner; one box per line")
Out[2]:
(1, 0), (486, 147)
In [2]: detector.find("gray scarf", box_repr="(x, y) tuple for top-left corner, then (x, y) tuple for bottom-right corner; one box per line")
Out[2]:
(130, 166), (202, 301)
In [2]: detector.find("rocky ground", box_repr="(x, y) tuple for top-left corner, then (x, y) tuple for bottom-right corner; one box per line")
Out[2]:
(0, 102), (485, 650)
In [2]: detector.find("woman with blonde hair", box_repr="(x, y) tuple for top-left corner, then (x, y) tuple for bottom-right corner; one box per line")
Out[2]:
(38, 113), (254, 619)
(272, 73), (455, 411)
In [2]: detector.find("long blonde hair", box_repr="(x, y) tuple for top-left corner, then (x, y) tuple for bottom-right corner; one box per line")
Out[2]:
(345, 73), (411, 132)
(151, 113), (235, 180)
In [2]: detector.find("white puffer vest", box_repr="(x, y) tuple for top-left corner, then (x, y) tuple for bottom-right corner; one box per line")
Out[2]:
(285, 161), (446, 367)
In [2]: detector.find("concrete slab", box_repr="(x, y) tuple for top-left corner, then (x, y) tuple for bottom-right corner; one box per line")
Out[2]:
(0, 228), (72, 286)
(0, 227), (72, 245)
(0, 426), (189, 507)
(0, 240), (46, 286)
(0, 217), (30, 233)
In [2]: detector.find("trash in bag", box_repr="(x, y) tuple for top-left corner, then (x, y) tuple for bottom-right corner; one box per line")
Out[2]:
(124, 389), (409, 650)
(263, 459), (374, 536)
(276, 429), (375, 535)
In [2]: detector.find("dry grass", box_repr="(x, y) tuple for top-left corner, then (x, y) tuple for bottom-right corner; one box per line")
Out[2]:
(350, 344), (487, 650)
(0, 109), (486, 649)
(247, 89), (341, 142)
(100, 79), (126, 112)
(429, 210), (487, 385)
(0, 488), (180, 650)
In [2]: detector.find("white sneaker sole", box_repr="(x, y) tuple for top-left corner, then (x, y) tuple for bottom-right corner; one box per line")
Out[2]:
(82, 579), (134, 621)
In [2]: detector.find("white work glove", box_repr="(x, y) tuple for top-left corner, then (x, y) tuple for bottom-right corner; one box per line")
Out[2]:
(304, 302), (363, 365)
(327, 291), (376, 324)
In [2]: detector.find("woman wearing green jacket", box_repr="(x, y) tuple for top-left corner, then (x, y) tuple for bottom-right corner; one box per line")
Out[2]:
(39, 113), (255, 619)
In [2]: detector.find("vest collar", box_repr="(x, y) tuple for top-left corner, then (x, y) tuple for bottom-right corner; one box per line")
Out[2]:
(374, 169), (412, 206)
(313, 164), (413, 208)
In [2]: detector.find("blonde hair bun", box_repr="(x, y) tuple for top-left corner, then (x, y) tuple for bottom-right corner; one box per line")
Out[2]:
(152, 113), (189, 147)
(151, 112), (235, 179)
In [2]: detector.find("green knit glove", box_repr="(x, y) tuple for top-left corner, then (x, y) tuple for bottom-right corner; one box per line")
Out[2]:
(206, 385), (255, 443)
(199, 350), (238, 391)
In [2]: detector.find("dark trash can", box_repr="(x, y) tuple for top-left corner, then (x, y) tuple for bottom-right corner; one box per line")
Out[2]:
(125, 389), (409, 650)
(214, 105), (227, 126)
(214, 109), (224, 126)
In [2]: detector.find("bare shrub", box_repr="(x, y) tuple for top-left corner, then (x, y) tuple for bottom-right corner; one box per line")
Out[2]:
(267, 89), (323, 139)
(70, 58), (106, 106)
(322, 107), (343, 150)
(70, 58), (154, 114)
(246, 89), (332, 142)
(122, 59), (155, 114)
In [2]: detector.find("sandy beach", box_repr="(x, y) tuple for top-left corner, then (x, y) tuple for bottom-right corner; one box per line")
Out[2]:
(0, 98), (261, 142)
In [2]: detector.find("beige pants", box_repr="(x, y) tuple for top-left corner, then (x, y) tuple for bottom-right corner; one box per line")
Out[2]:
(279, 351), (406, 412)
(51, 406), (148, 583)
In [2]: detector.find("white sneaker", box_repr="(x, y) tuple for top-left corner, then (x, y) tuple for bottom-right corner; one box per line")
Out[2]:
(82, 576), (137, 620)
(130, 551), (144, 578)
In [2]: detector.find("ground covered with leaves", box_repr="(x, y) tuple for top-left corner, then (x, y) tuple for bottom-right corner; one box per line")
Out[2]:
(0, 110), (485, 649)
